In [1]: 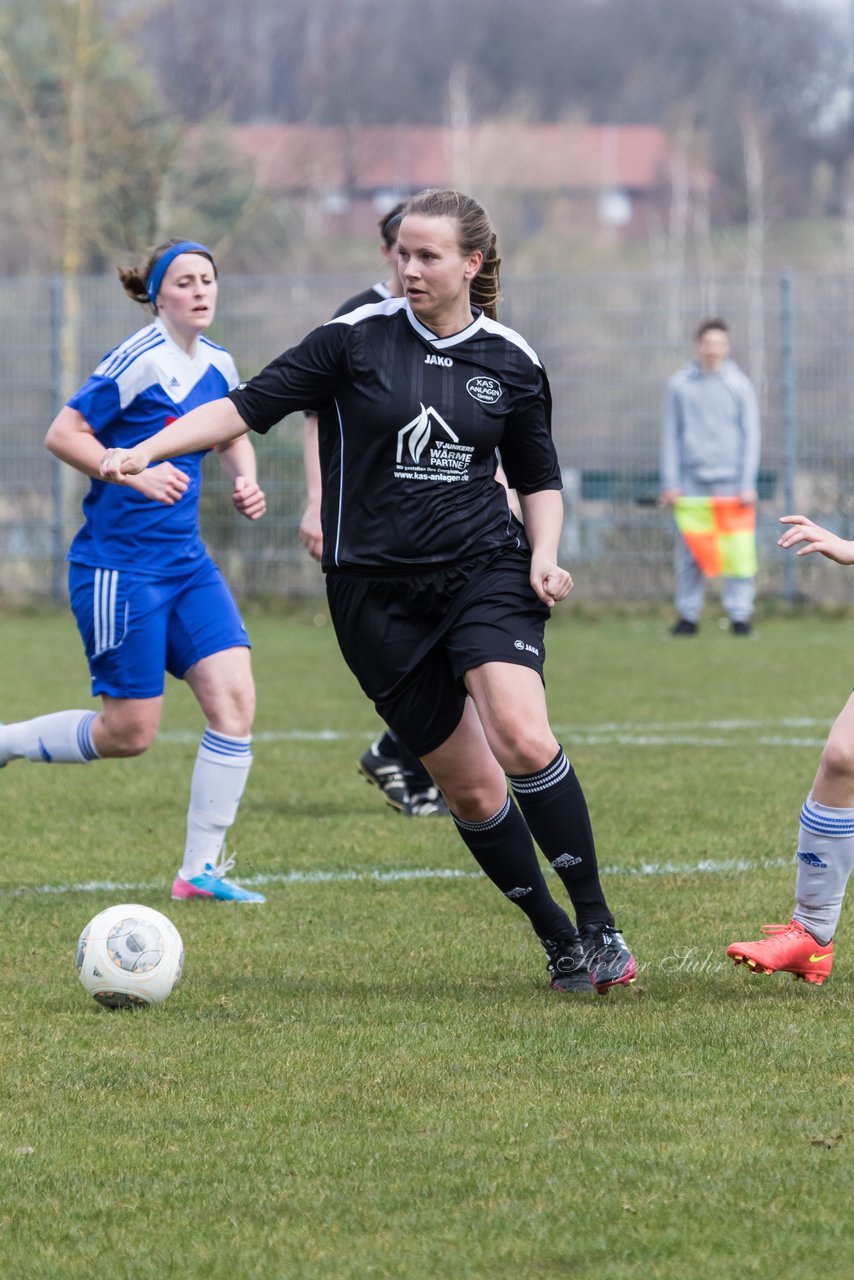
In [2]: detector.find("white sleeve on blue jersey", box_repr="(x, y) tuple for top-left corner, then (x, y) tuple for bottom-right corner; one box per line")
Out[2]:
(69, 323), (239, 434)
(200, 336), (240, 392)
(70, 324), (166, 431)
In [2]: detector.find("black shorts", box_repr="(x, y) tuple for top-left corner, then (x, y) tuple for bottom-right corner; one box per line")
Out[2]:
(326, 547), (551, 756)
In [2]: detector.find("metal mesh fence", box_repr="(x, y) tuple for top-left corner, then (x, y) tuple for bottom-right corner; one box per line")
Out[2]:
(1, 269), (851, 604)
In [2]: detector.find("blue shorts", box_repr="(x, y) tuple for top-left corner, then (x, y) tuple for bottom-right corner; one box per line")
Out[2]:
(68, 557), (250, 699)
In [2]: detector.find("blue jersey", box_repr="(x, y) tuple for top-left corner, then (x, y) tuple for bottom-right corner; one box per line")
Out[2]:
(66, 319), (240, 575)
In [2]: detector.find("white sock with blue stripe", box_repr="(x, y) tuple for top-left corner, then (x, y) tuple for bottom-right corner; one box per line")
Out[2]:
(793, 794), (854, 944)
(0, 710), (100, 764)
(180, 729), (253, 880)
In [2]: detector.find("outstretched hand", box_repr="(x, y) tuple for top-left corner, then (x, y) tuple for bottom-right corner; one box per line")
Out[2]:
(778, 514), (854, 565)
(100, 446), (151, 481)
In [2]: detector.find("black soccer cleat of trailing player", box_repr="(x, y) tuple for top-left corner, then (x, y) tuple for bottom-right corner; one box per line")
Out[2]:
(406, 785), (450, 818)
(358, 741), (409, 813)
(541, 929), (596, 994)
(579, 922), (637, 992)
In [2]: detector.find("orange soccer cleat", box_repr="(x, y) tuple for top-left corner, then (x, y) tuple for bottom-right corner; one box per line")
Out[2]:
(726, 919), (833, 985)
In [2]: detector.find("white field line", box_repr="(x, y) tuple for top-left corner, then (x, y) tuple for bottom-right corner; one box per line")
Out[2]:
(6, 855), (793, 900)
(156, 717), (831, 749)
(4, 716), (806, 899)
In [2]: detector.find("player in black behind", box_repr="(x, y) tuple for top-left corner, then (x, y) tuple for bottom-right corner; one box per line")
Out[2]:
(100, 189), (637, 994)
(300, 202), (450, 818)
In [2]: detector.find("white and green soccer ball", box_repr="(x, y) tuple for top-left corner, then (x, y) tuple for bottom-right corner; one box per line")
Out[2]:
(76, 904), (184, 1009)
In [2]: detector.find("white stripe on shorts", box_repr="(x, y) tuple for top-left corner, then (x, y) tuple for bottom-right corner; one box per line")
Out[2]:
(93, 568), (119, 656)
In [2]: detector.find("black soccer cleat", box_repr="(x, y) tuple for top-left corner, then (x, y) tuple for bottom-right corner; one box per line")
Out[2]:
(670, 618), (698, 636)
(406, 785), (450, 818)
(579, 923), (637, 992)
(541, 929), (596, 994)
(358, 740), (409, 813)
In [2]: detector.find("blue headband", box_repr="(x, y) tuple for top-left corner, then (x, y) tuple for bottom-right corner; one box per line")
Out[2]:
(146, 240), (214, 305)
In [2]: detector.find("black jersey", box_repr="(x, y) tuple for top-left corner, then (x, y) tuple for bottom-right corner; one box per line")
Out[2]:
(229, 298), (562, 572)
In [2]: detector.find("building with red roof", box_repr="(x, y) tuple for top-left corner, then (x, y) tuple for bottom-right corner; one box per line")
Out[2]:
(219, 122), (703, 238)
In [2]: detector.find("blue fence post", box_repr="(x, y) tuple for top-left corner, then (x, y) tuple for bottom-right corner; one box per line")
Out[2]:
(780, 271), (798, 604)
(50, 276), (64, 603)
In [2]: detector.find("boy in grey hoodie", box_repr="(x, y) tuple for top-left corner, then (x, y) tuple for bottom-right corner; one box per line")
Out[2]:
(660, 318), (761, 635)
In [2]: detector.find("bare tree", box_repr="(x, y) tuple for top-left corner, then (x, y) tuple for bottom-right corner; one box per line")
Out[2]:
(127, 0), (848, 227)
(448, 63), (474, 191)
(741, 103), (767, 408)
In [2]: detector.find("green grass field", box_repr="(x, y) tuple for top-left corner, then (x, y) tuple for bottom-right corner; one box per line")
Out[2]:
(0, 606), (851, 1279)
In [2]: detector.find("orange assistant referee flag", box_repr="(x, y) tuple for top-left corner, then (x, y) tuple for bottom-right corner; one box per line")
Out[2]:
(673, 496), (758, 578)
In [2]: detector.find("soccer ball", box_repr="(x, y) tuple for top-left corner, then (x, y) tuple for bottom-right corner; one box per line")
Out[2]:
(76, 903), (184, 1009)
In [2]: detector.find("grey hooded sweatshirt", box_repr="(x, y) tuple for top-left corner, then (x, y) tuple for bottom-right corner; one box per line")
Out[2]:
(661, 357), (761, 493)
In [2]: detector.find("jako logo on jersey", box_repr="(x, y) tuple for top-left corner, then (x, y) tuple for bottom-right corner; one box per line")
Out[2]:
(425, 353), (453, 367)
(514, 639), (540, 656)
(466, 376), (503, 404)
(797, 850), (828, 868)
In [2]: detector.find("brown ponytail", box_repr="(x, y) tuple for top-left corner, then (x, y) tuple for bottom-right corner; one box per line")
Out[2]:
(402, 189), (502, 320)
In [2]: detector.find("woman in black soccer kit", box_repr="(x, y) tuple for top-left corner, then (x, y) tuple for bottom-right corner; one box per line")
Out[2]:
(101, 189), (637, 993)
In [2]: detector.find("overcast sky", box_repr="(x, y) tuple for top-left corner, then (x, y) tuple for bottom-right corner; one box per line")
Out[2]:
(803, 0), (848, 15)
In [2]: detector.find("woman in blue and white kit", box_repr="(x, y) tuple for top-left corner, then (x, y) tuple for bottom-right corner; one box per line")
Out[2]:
(0, 239), (266, 903)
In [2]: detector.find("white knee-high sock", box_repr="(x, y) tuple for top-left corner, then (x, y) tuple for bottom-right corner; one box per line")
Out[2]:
(793, 795), (854, 944)
(180, 729), (253, 879)
(0, 711), (100, 764)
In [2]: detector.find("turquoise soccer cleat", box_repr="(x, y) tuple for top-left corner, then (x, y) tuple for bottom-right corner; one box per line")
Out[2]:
(171, 854), (265, 903)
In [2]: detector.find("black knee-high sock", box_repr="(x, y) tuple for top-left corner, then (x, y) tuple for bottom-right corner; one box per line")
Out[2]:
(453, 794), (574, 941)
(509, 748), (613, 928)
(376, 729), (400, 756)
